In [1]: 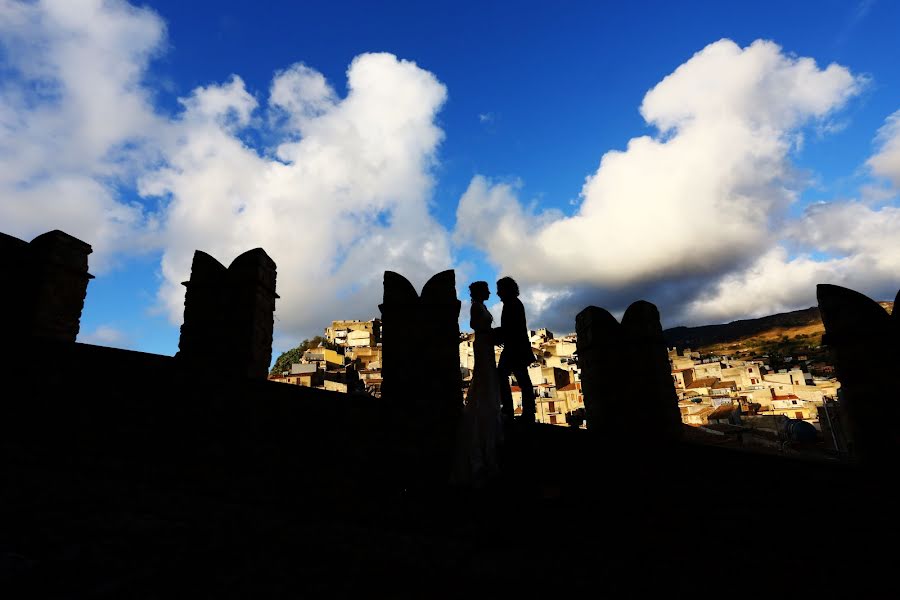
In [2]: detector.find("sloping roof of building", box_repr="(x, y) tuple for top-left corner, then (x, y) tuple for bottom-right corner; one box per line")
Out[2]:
(558, 383), (579, 392)
(708, 403), (736, 420)
(712, 380), (737, 389)
(773, 394), (801, 400)
(687, 377), (718, 389)
(689, 406), (717, 418)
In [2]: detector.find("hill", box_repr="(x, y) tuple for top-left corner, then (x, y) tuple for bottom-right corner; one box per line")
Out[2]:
(662, 302), (893, 368)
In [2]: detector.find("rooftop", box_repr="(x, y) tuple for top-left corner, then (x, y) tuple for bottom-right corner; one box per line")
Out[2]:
(708, 403), (737, 420)
(687, 377), (719, 389)
(712, 380), (736, 389)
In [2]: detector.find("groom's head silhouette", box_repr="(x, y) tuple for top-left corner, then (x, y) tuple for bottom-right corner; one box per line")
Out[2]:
(496, 276), (519, 301)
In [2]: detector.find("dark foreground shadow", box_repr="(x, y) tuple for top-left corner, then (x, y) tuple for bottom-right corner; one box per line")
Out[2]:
(2, 337), (894, 597)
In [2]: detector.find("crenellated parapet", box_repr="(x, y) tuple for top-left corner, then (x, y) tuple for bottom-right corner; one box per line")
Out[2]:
(576, 300), (682, 442)
(380, 270), (462, 483)
(621, 301), (683, 442)
(575, 306), (624, 435)
(817, 284), (900, 463)
(0, 229), (93, 343)
(177, 248), (278, 379)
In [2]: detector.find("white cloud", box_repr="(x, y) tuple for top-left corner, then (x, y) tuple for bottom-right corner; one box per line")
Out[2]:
(141, 52), (452, 339)
(3, 4), (899, 348)
(269, 63), (337, 130)
(791, 200), (900, 264)
(692, 199), (900, 318)
(679, 248), (844, 323)
(456, 39), (872, 328)
(868, 109), (900, 187)
(1, 1), (453, 345)
(78, 324), (132, 349)
(0, 0), (165, 270)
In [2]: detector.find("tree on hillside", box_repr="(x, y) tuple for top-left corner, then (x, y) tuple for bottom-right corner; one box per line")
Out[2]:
(270, 335), (342, 375)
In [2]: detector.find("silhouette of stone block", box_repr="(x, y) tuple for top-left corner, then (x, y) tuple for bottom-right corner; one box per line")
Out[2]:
(1, 229), (93, 342)
(577, 301), (681, 442)
(420, 270), (463, 430)
(380, 271), (422, 407)
(0, 232), (31, 340)
(178, 248), (278, 379)
(178, 251), (229, 365)
(380, 270), (462, 483)
(817, 284), (900, 462)
(228, 249), (278, 380)
(621, 301), (682, 442)
(576, 306), (624, 434)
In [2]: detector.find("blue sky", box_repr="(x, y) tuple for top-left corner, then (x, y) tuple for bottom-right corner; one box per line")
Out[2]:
(2, 0), (899, 358)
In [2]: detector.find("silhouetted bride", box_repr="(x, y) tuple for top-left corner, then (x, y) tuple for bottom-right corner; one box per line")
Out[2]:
(451, 281), (503, 487)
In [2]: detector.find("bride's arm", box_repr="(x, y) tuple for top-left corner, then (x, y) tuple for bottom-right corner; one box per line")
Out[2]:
(471, 303), (492, 332)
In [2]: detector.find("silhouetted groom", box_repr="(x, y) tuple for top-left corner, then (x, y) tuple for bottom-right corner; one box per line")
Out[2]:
(494, 277), (536, 425)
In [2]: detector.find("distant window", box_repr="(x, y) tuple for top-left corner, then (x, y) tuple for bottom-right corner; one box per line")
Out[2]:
(792, 400), (798, 405)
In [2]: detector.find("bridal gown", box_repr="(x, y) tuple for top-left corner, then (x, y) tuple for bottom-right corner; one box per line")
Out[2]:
(451, 301), (503, 486)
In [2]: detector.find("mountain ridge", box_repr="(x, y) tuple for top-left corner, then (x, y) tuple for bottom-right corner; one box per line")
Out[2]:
(662, 302), (894, 354)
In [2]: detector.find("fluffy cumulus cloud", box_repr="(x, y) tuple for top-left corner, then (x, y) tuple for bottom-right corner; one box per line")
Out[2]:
(685, 112), (900, 323)
(0, 0), (165, 269)
(142, 53), (451, 341)
(455, 39), (900, 329)
(5, 2), (900, 348)
(1, 0), (452, 345)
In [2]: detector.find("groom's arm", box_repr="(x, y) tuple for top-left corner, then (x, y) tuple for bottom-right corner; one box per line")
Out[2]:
(510, 300), (527, 338)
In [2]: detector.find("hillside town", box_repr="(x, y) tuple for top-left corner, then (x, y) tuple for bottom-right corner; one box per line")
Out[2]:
(269, 318), (843, 450)
(268, 319), (383, 394)
(670, 347), (841, 450)
(460, 327), (584, 426)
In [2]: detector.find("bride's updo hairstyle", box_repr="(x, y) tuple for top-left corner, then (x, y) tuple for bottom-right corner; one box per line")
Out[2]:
(469, 281), (489, 302)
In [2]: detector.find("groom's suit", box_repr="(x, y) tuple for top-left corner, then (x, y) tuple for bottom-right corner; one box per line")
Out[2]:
(496, 297), (536, 422)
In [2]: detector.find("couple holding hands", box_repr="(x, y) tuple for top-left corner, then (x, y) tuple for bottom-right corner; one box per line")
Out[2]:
(452, 276), (536, 487)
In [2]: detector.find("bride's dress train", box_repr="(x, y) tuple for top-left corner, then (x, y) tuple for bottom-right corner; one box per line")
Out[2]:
(451, 301), (503, 487)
